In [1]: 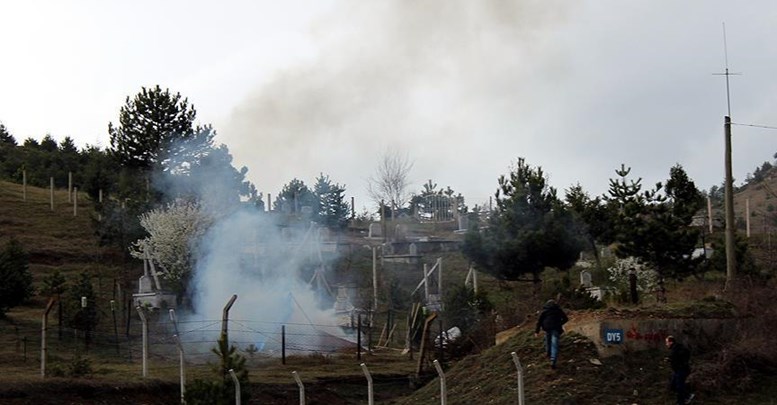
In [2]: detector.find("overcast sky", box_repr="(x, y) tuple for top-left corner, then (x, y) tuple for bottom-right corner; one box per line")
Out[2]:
(1, 1), (776, 210)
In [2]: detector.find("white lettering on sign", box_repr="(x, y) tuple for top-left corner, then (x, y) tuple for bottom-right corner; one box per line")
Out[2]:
(605, 330), (624, 344)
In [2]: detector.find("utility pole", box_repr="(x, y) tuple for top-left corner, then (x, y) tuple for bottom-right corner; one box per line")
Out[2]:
(724, 115), (736, 289)
(714, 23), (740, 291)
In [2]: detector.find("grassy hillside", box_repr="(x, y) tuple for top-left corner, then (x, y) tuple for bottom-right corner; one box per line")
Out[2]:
(390, 324), (777, 405)
(3, 179), (777, 404)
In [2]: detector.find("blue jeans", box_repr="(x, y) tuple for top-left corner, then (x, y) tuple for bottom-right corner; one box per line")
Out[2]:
(669, 370), (689, 405)
(544, 330), (560, 365)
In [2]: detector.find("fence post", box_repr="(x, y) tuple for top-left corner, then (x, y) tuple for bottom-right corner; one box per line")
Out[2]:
(170, 309), (185, 404)
(49, 177), (54, 211)
(136, 306), (148, 378)
(221, 294), (238, 343)
(292, 371), (305, 405)
(111, 300), (119, 356)
(357, 315), (362, 361)
(229, 368), (241, 405)
(361, 363), (374, 405)
(433, 359), (447, 405)
(73, 187), (77, 216)
(282, 325), (286, 365)
(511, 352), (525, 405)
(22, 170), (26, 201)
(41, 298), (56, 377)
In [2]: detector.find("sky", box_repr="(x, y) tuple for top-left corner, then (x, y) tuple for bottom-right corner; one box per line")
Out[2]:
(1, 1), (776, 211)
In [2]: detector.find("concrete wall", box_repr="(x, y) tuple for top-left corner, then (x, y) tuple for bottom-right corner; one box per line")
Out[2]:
(569, 317), (739, 357)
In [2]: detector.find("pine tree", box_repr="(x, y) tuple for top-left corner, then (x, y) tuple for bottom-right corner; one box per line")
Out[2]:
(463, 158), (582, 282)
(0, 238), (34, 317)
(314, 173), (350, 229)
(185, 336), (249, 404)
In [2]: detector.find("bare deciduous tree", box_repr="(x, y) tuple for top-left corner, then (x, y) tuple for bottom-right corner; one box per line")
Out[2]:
(367, 148), (413, 213)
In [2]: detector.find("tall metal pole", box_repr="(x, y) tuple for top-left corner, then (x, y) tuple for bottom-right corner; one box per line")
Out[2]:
(724, 115), (737, 289)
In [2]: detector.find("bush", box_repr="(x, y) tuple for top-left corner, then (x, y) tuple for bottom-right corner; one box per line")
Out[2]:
(543, 273), (605, 310)
(691, 280), (777, 394)
(67, 355), (93, 378)
(443, 285), (493, 336)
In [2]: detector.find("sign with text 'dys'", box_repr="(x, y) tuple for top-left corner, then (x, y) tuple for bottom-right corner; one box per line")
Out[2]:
(604, 329), (624, 344)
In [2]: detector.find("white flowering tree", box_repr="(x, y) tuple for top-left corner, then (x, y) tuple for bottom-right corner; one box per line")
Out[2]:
(606, 256), (659, 301)
(130, 200), (212, 296)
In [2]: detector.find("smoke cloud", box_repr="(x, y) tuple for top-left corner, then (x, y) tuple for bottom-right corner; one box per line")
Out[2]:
(189, 210), (349, 353)
(222, 1), (572, 208)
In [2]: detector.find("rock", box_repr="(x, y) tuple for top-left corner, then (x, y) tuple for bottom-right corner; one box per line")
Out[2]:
(588, 358), (603, 366)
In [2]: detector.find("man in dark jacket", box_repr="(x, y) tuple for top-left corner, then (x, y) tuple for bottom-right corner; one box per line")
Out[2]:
(665, 335), (694, 404)
(534, 299), (568, 369)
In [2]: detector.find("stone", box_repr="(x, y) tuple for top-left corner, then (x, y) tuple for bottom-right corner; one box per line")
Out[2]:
(368, 223), (382, 238)
(580, 270), (593, 288)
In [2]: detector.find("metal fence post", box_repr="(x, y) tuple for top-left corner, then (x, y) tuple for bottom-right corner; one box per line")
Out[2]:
(136, 306), (148, 378)
(433, 359), (447, 405)
(170, 309), (185, 404)
(511, 352), (525, 405)
(292, 371), (305, 405)
(361, 363), (374, 405)
(229, 369), (241, 405)
(41, 298), (56, 378)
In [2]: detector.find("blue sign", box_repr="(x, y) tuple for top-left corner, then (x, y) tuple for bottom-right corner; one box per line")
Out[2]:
(604, 329), (624, 344)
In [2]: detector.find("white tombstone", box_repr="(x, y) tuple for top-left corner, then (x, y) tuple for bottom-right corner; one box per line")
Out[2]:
(138, 275), (153, 294)
(580, 270), (593, 288)
(457, 215), (469, 231)
(368, 223), (382, 238)
(409, 243), (418, 256)
(395, 224), (407, 240)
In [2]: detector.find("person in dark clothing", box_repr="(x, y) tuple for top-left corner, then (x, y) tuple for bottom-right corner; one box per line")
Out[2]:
(665, 335), (695, 404)
(534, 299), (568, 369)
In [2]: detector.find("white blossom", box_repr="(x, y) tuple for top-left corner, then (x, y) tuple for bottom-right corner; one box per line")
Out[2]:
(130, 200), (212, 287)
(606, 256), (659, 295)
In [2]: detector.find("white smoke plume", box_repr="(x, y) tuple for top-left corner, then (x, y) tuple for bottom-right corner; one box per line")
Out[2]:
(188, 209), (350, 354)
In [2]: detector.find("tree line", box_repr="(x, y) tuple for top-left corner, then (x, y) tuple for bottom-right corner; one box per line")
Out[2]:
(462, 158), (758, 302)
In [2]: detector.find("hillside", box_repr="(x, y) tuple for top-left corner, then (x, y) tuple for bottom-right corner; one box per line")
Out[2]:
(733, 167), (777, 233)
(390, 319), (777, 405)
(3, 179), (777, 404)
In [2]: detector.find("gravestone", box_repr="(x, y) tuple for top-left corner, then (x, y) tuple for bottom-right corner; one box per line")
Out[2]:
(580, 270), (593, 288)
(395, 224), (408, 240)
(457, 215), (469, 231)
(368, 223), (382, 238)
(409, 243), (418, 256)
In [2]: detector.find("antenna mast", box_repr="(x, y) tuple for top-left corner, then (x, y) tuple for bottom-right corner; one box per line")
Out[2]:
(715, 23), (739, 291)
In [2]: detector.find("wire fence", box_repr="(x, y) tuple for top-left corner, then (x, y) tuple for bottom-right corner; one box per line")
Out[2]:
(1, 310), (427, 371)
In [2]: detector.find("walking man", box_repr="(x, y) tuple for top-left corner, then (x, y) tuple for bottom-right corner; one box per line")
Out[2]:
(534, 299), (568, 369)
(666, 335), (695, 404)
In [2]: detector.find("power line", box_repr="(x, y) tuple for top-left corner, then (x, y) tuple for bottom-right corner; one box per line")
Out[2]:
(731, 122), (777, 131)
